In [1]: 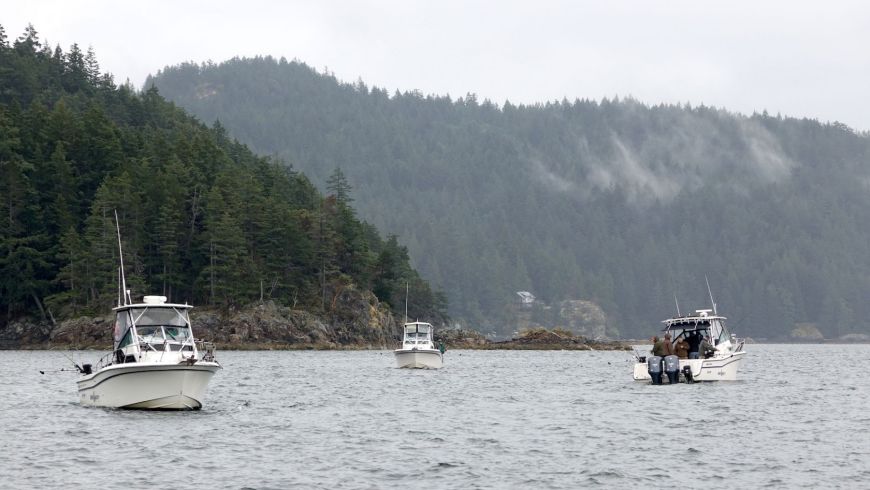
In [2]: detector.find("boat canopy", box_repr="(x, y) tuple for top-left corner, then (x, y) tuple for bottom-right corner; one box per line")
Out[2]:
(402, 322), (434, 346)
(112, 296), (193, 351)
(661, 310), (732, 346)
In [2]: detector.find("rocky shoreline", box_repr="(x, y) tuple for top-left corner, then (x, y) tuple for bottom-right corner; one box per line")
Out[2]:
(471, 328), (630, 351)
(0, 314), (629, 352)
(0, 292), (629, 351)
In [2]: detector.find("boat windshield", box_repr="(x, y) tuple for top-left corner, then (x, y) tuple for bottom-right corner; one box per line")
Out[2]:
(130, 307), (192, 349)
(130, 307), (189, 327)
(136, 325), (192, 342)
(712, 320), (730, 345)
(670, 324), (710, 340)
(404, 332), (430, 343)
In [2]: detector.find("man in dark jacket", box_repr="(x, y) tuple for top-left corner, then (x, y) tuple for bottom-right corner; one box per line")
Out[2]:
(662, 333), (676, 356)
(700, 335), (716, 358)
(675, 337), (690, 358)
(687, 331), (702, 359)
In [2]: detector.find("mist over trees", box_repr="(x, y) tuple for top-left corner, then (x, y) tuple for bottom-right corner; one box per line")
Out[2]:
(148, 56), (870, 339)
(0, 25), (446, 328)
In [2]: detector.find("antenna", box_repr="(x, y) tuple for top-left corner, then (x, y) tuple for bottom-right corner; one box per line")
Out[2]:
(705, 275), (717, 315)
(674, 293), (681, 316)
(114, 210), (128, 306)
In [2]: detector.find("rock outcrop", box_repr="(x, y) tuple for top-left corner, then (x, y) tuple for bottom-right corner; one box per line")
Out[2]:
(0, 285), (399, 350)
(790, 323), (824, 341)
(485, 327), (629, 350)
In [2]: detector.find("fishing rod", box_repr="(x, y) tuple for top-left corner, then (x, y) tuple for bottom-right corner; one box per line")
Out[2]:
(39, 350), (86, 374)
(631, 347), (646, 362)
(38, 368), (78, 375)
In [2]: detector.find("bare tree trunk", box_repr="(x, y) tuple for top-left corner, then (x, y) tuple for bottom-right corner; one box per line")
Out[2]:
(210, 240), (215, 305)
(31, 291), (48, 323)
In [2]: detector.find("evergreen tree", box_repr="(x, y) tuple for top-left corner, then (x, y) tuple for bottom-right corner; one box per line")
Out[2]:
(326, 166), (353, 205)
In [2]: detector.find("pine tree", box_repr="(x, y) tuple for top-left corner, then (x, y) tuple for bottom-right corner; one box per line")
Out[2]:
(326, 166), (353, 205)
(45, 226), (87, 317)
(200, 188), (252, 306)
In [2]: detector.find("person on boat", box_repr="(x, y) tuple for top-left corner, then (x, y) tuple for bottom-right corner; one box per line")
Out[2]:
(699, 335), (716, 358)
(651, 336), (666, 357)
(675, 336), (690, 359)
(686, 331), (702, 359)
(438, 341), (446, 354)
(662, 333), (676, 356)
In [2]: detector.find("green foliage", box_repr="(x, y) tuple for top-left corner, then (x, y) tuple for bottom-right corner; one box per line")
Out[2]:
(0, 25), (447, 326)
(150, 55), (870, 339)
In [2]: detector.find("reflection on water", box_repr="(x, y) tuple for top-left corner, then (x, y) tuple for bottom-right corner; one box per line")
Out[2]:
(1, 345), (869, 488)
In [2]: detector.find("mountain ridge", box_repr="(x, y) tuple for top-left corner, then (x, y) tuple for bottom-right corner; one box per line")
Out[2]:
(149, 56), (870, 339)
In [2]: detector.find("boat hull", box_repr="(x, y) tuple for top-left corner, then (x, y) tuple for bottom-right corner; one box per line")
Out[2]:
(633, 352), (745, 382)
(394, 349), (443, 369)
(77, 362), (221, 410)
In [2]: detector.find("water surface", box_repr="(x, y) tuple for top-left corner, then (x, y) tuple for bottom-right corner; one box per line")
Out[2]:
(1, 345), (867, 488)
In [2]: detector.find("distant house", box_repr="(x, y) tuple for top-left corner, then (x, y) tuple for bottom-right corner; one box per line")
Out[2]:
(516, 291), (536, 308)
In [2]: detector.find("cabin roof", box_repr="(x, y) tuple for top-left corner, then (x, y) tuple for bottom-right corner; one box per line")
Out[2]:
(113, 295), (192, 311)
(113, 303), (193, 312)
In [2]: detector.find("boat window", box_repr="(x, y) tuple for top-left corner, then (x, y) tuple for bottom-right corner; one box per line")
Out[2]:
(130, 307), (189, 327)
(165, 326), (191, 341)
(137, 325), (164, 342)
(717, 326), (729, 345)
(114, 311), (130, 346)
(118, 328), (134, 349)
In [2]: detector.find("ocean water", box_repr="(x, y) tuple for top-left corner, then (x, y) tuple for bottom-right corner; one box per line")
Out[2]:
(1, 345), (868, 489)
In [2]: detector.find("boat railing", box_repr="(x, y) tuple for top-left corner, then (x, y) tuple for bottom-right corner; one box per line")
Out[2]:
(94, 352), (113, 371)
(730, 334), (745, 352)
(196, 340), (216, 362)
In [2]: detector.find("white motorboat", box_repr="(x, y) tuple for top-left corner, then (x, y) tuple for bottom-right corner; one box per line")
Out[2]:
(77, 295), (221, 409)
(633, 309), (746, 383)
(76, 212), (220, 409)
(394, 322), (443, 369)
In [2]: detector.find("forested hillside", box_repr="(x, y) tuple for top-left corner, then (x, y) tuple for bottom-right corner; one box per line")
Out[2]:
(149, 56), (870, 339)
(0, 26), (447, 330)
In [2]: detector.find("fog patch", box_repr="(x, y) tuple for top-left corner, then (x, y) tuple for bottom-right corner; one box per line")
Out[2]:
(528, 108), (796, 205)
(530, 158), (576, 193)
(739, 119), (794, 182)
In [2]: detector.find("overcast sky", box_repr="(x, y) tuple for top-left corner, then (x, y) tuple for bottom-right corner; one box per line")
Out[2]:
(6, 1), (870, 131)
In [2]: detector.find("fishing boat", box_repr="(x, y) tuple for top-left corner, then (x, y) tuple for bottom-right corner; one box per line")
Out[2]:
(76, 213), (221, 409)
(394, 322), (443, 369)
(633, 308), (746, 383)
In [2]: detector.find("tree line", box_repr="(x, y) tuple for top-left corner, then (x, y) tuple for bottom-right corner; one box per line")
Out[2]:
(0, 25), (447, 328)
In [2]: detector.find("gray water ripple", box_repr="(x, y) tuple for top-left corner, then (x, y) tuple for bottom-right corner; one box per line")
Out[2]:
(2, 346), (870, 488)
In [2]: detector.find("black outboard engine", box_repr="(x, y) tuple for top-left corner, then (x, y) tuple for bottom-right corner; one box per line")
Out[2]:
(647, 356), (663, 385)
(682, 365), (694, 383)
(81, 363), (92, 375)
(664, 355), (680, 384)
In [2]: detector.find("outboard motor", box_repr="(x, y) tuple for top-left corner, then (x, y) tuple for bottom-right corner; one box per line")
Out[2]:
(682, 365), (694, 383)
(647, 356), (663, 385)
(81, 364), (92, 375)
(664, 355), (680, 384)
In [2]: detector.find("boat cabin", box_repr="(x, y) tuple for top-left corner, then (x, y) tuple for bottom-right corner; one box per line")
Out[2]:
(662, 309), (735, 352)
(401, 322), (435, 350)
(113, 296), (199, 364)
